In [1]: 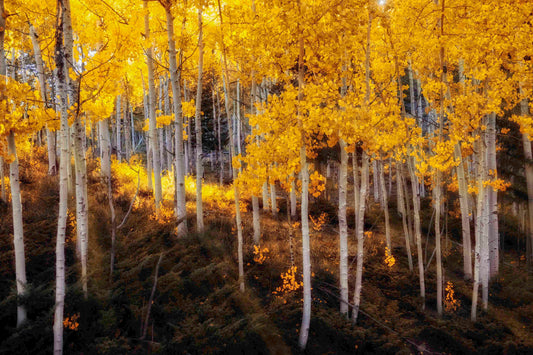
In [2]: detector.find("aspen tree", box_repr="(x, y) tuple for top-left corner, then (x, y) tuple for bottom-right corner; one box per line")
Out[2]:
(195, 5), (204, 232)
(144, 0), (163, 211)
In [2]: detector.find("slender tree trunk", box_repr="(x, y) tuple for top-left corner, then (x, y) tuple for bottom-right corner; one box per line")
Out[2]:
(435, 169), (443, 315)
(218, 0), (244, 292)
(338, 139), (349, 316)
(352, 151), (369, 323)
(165, 4), (187, 236)
(290, 176), (297, 218)
(520, 92), (533, 268)
(455, 143), (472, 280)
(262, 182), (269, 211)
(8, 132), (27, 327)
(195, 7), (204, 232)
(0, 157), (5, 201)
(215, 87), (223, 185)
(116, 95), (122, 161)
(99, 119), (111, 179)
(144, 0), (162, 211)
(487, 113), (498, 277)
(379, 159), (391, 251)
(409, 156), (425, 309)
(398, 162), (413, 271)
(53, 1), (69, 351)
(352, 151), (360, 236)
(29, 23), (57, 175)
(270, 182), (277, 215)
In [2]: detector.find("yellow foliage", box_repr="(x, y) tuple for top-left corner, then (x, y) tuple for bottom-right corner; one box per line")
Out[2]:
(309, 170), (326, 198)
(444, 281), (460, 313)
(310, 212), (327, 232)
(253, 245), (269, 264)
(63, 313), (80, 331)
(384, 247), (395, 268)
(273, 266), (303, 297)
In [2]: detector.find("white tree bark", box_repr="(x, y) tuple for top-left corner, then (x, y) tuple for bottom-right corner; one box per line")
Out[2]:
(116, 95), (122, 161)
(408, 156), (425, 309)
(434, 168), (443, 316)
(99, 119), (111, 179)
(290, 176), (297, 218)
(352, 151), (369, 323)
(398, 162), (413, 272)
(218, 0), (245, 292)
(338, 139), (349, 316)
(270, 182), (277, 215)
(53, 1), (69, 350)
(144, 0), (162, 211)
(487, 113), (499, 278)
(164, 3), (187, 236)
(8, 132), (27, 327)
(0, 157), (5, 201)
(262, 182), (269, 211)
(195, 6), (204, 232)
(520, 92), (533, 267)
(455, 143), (473, 280)
(378, 159), (391, 251)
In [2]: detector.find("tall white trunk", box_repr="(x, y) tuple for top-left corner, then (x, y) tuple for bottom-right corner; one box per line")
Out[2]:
(455, 143), (472, 280)
(290, 176), (297, 218)
(29, 23), (57, 175)
(8, 133), (27, 327)
(165, 4), (187, 236)
(408, 156), (425, 309)
(252, 196), (260, 245)
(298, 146), (311, 347)
(0, 157), (5, 201)
(520, 93), (533, 267)
(435, 169), (443, 315)
(270, 182), (277, 215)
(116, 95), (122, 161)
(262, 182), (269, 211)
(73, 117), (88, 298)
(398, 162), (413, 271)
(99, 119), (111, 179)
(144, 0), (162, 211)
(338, 139), (349, 316)
(53, 1), (69, 350)
(352, 151), (369, 323)
(378, 159), (391, 251)
(352, 151), (360, 236)
(487, 113), (498, 277)
(372, 159), (380, 203)
(481, 129), (490, 310)
(218, 0), (244, 292)
(195, 7), (204, 232)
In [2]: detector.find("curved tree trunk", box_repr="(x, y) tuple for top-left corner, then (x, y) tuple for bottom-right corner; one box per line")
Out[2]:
(338, 139), (349, 316)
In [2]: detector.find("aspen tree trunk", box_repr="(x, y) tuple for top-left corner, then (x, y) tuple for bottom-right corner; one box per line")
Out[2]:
(487, 112), (499, 278)
(8, 132), (27, 327)
(195, 7), (204, 232)
(472, 138), (487, 321)
(165, 4), (187, 236)
(408, 156), (425, 309)
(250, 73), (261, 244)
(0, 158), (5, 201)
(262, 183), (269, 211)
(398, 162), (413, 272)
(296, 5), (311, 347)
(455, 143), (472, 280)
(53, 1), (69, 351)
(379, 159), (391, 251)
(435, 169), (443, 315)
(73, 117), (88, 298)
(373, 159), (380, 203)
(124, 100), (132, 160)
(270, 182), (277, 215)
(99, 119), (111, 179)
(352, 152), (369, 323)
(144, 0), (162, 211)
(116, 95), (122, 161)
(481, 128), (490, 311)
(290, 177), (297, 218)
(520, 93), (533, 267)
(218, 0), (244, 292)
(3, 14), (27, 327)
(29, 23), (57, 176)
(352, 151), (360, 235)
(338, 139), (349, 316)
(215, 87), (223, 185)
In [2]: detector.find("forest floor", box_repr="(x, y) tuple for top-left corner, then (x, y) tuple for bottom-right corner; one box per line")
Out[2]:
(1, 149), (533, 354)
